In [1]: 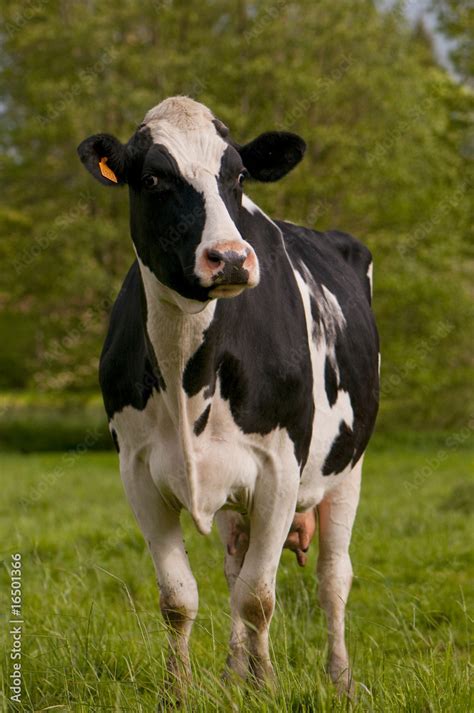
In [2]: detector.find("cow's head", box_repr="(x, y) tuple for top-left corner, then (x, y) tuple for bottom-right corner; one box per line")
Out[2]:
(78, 96), (305, 306)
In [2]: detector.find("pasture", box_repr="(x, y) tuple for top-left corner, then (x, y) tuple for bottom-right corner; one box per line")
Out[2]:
(1, 438), (472, 712)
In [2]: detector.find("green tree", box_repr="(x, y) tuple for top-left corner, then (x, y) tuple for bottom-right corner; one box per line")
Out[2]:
(0, 0), (472, 430)
(431, 0), (474, 83)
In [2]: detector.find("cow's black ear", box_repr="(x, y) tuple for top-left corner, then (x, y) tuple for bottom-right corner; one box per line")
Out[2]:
(77, 133), (127, 186)
(238, 131), (306, 182)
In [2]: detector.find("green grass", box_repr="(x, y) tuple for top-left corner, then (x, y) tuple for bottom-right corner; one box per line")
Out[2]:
(0, 440), (472, 712)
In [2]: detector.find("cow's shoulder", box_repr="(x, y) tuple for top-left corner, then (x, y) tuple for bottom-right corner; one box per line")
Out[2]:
(99, 261), (165, 419)
(276, 221), (373, 304)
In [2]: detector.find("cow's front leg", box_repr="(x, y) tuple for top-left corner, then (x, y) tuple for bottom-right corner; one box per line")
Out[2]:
(120, 458), (198, 691)
(215, 511), (250, 678)
(317, 458), (362, 695)
(232, 466), (299, 686)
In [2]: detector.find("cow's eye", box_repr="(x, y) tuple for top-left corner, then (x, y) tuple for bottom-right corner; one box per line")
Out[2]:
(142, 175), (159, 189)
(238, 171), (247, 187)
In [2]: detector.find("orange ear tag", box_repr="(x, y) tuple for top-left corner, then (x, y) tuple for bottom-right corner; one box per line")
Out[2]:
(98, 157), (118, 183)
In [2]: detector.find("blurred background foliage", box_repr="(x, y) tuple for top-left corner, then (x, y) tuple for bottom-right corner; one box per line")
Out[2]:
(0, 0), (472, 448)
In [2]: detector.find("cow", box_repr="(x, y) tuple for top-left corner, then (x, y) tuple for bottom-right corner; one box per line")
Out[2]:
(77, 96), (379, 699)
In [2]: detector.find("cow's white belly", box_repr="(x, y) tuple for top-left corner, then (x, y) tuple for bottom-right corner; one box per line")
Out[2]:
(111, 385), (307, 532)
(111, 377), (356, 532)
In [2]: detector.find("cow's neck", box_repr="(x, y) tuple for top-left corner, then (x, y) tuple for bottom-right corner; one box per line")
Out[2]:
(138, 259), (216, 424)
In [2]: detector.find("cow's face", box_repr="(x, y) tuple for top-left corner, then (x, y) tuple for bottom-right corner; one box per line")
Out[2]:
(78, 97), (305, 306)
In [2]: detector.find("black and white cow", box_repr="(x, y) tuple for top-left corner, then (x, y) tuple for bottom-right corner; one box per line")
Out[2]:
(78, 96), (379, 696)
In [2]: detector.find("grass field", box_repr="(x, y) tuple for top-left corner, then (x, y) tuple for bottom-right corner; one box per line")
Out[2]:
(0, 438), (473, 712)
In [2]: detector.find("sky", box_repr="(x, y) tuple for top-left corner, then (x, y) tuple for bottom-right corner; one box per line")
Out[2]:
(382, 0), (456, 73)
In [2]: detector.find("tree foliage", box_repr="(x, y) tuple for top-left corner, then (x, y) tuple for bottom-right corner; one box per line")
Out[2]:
(431, 0), (474, 83)
(0, 0), (472, 430)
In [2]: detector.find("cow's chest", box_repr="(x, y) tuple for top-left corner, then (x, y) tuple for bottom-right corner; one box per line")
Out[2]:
(110, 386), (299, 527)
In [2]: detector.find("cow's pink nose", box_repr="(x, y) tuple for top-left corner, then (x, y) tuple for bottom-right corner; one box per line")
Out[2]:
(204, 247), (249, 278)
(196, 240), (260, 293)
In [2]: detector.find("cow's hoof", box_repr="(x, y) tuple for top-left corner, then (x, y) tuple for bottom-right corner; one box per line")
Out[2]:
(334, 674), (355, 699)
(222, 651), (249, 683)
(156, 695), (182, 712)
(328, 662), (355, 699)
(161, 668), (191, 709)
(248, 657), (276, 691)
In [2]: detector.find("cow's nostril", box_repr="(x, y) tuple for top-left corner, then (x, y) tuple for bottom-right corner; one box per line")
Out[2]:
(206, 250), (223, 265)
(224, 251), (247, 268)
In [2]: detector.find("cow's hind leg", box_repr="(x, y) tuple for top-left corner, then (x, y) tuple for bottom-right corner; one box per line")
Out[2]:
(120, 457), (198, 692)
(317, 458), (362, 695)
(215, 511), (250, 679)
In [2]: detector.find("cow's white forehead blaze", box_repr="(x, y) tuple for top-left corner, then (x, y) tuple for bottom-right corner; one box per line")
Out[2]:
(144, 96), (215, 130)
(142, 96), (228, 179)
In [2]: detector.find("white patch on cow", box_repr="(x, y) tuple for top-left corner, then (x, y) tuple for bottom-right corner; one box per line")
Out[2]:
(241, 194), (259, 215)
(320, 283), (346, 331)
(299, 263), (346, 380)
(144, 96), (215, 132)
(241, 194), (280, 230)
(367, 261), (373, 298)
(191, 169), (244, 248)
(114, 257), (299, 535)
(291, 268), (355, 509)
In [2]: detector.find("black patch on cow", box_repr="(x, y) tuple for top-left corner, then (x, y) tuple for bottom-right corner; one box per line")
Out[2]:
(194, 405), (211, 436)
(98, 129), (212, 302)
(99, 261), (166, 419)
(322, 420), (355, 475)
(128, 141), (210, 301)
(182, 336), (217, 399)
(142, 142), (181, 180)
(111, 428), (120, 453)
(278, 220), (379, 472)
(183, 209), (314, 469)
(324, 357), (339, 407)
(216, 145), (245, 224)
